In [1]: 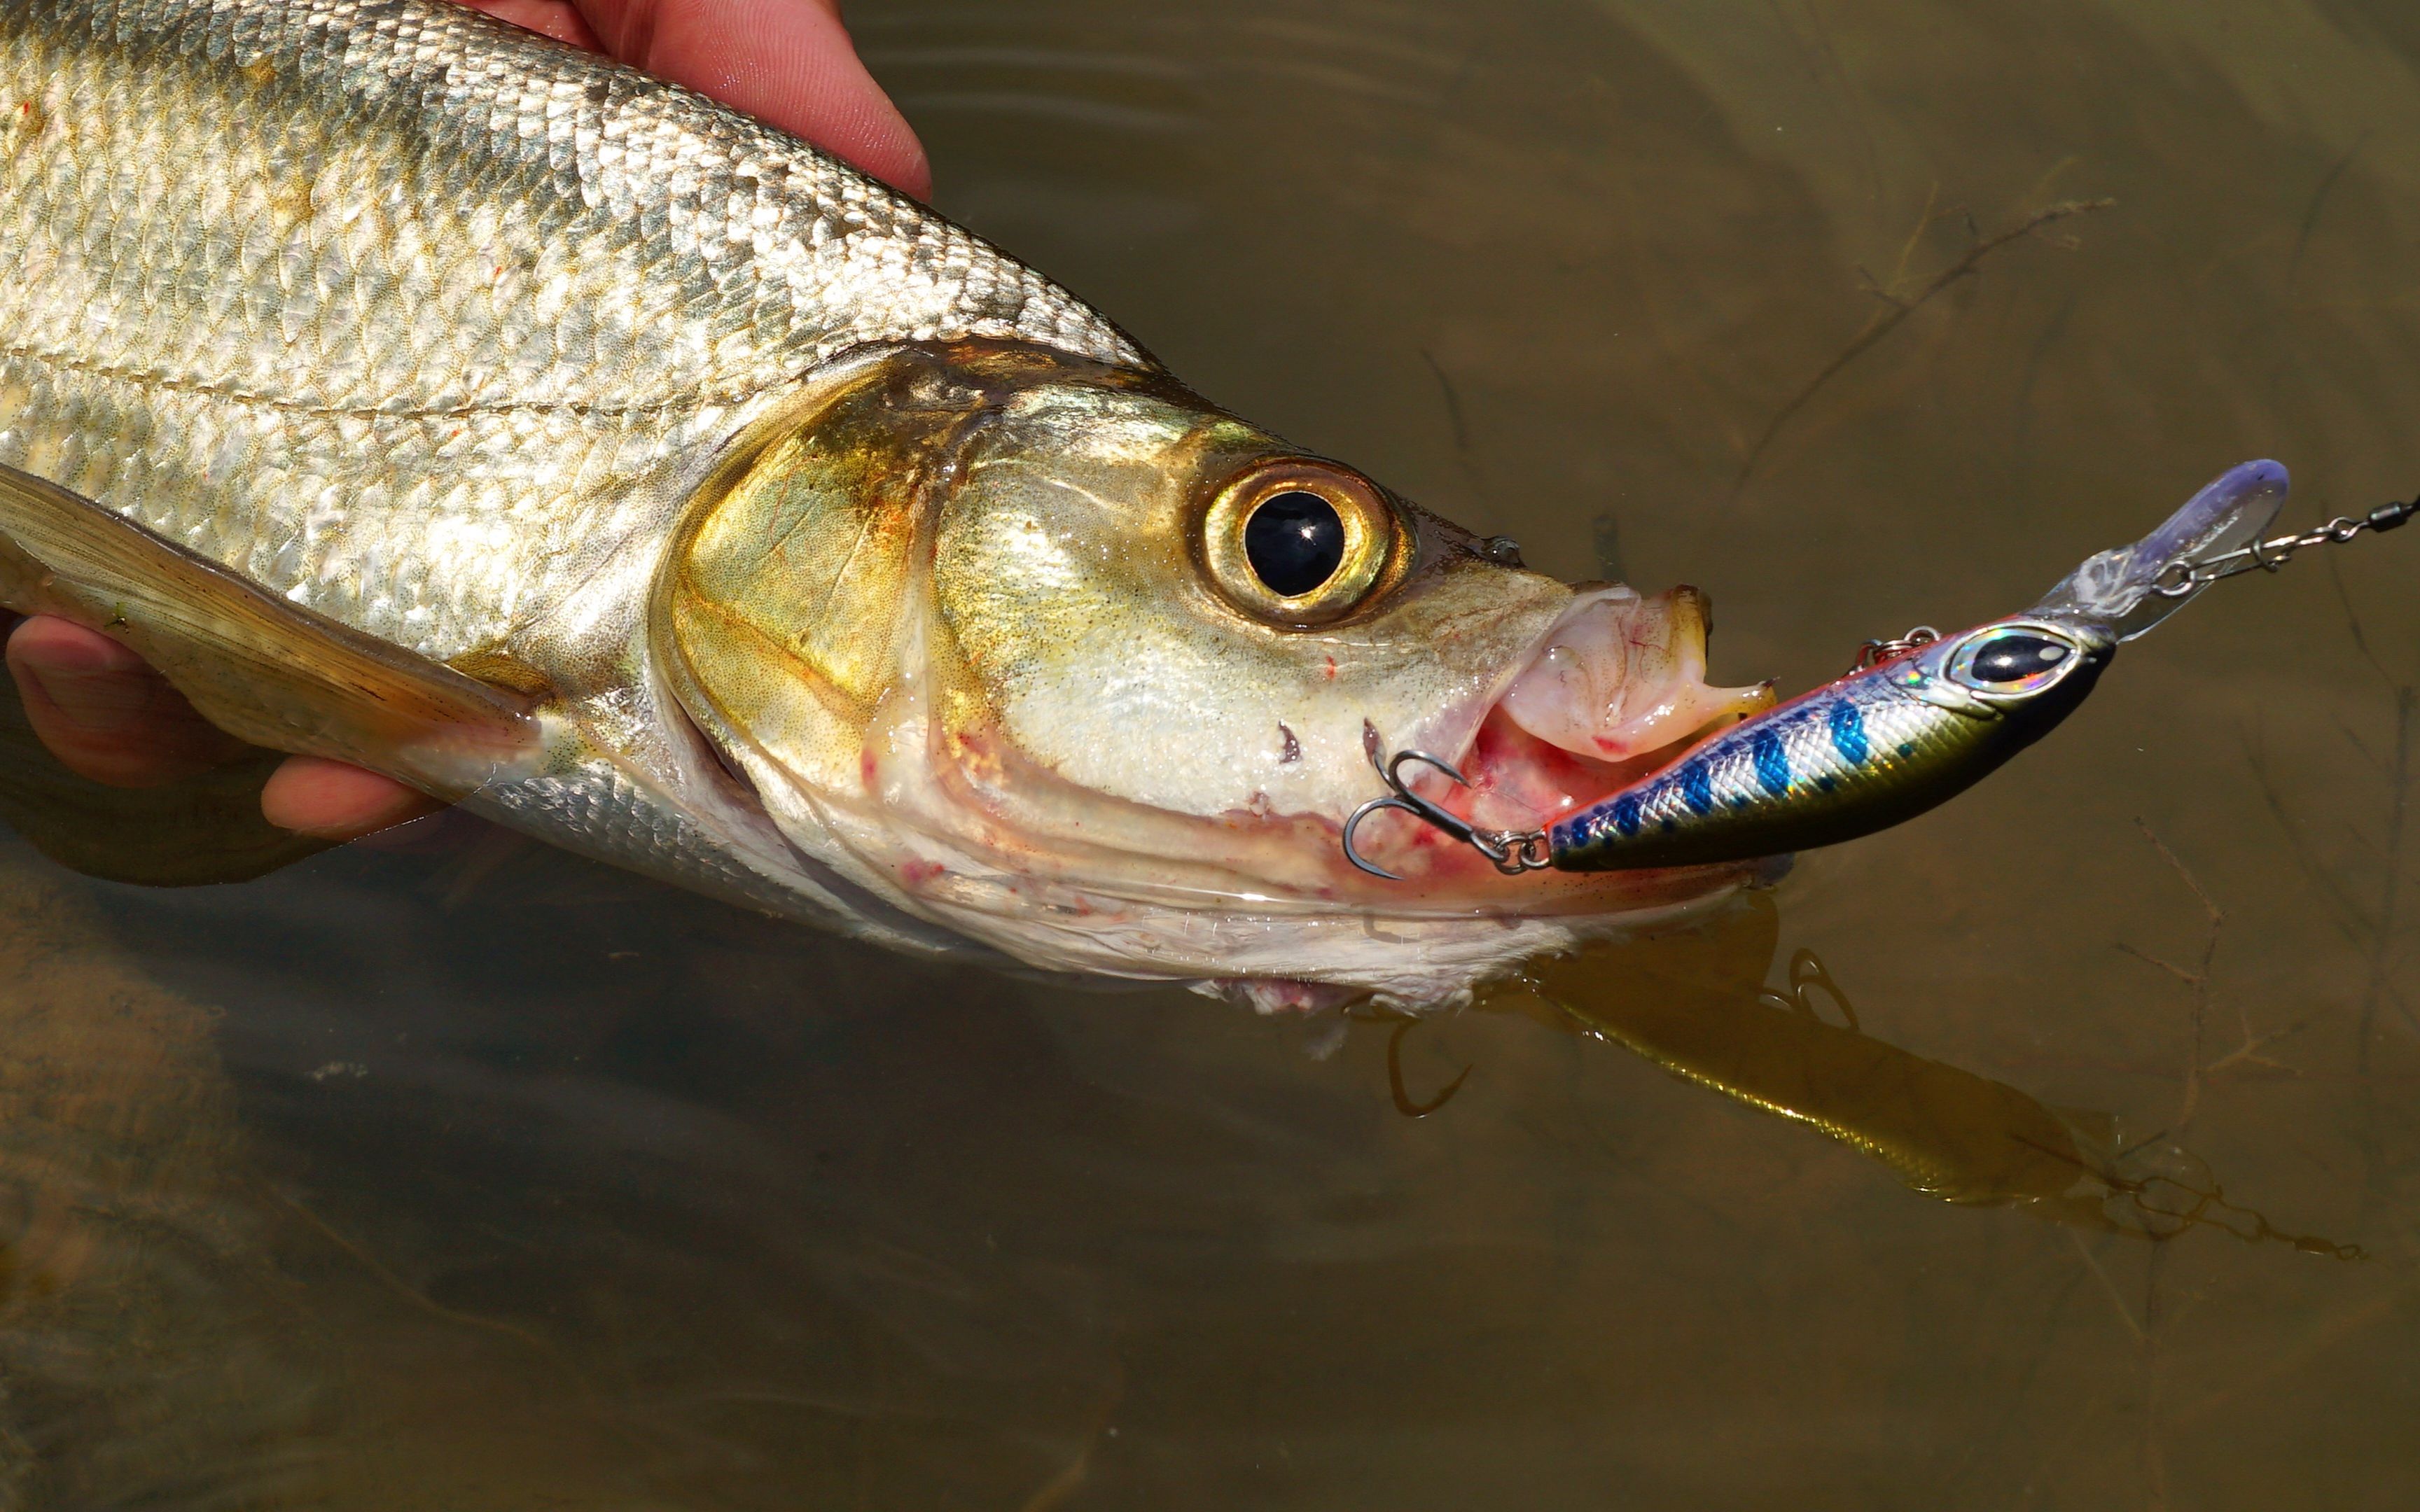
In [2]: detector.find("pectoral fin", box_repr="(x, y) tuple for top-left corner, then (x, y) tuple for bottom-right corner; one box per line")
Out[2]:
(0, 464), (540, 797)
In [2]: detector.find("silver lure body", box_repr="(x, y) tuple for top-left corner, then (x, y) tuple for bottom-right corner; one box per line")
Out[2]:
(1547, 617), (2113, 869)
(1548, 461), (2293, 871)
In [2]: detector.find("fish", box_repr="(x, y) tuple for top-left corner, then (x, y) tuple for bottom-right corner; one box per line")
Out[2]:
(0, 0), (1780, 1009)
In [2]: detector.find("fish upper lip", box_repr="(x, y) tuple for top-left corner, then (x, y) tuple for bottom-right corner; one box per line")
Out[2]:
(1435, 592), (1622, 771)
(1387, 584), (1776, 862)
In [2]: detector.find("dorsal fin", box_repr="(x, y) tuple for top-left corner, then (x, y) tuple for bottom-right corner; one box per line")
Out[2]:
(0, 463), (541, 797)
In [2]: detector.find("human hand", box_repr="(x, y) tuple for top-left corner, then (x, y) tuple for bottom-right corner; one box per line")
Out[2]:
(4, 0), (927, 841)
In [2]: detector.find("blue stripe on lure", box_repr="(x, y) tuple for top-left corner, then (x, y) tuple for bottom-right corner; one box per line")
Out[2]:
(1546, 461), (2291, 872)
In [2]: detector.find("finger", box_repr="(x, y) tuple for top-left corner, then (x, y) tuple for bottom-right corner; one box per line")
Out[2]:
(260, 756), (447, 841)
(8, 616), (443, 836)
(451, 0), (602, 50)
(6, 615), (251, 788)
(570, 0), (930, 197)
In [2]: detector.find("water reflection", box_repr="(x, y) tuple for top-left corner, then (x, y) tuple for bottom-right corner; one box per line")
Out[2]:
(4, 0), (2420, 1504)
(1508, 906), (2360, 1254)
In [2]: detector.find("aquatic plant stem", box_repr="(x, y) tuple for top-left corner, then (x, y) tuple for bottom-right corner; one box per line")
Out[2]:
(2356, 688), (2412, 1075)
(2353, 687), (2414, 1237)
(1728, 197), (2115, 503)
(2113, 822), (2223, 1512)
(2118, 820), (2224, 1135)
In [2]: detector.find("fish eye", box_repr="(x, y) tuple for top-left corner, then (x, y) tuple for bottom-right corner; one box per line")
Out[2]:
(1202, 461), (1400, 626)
(1947, 626), (2081, 694)
(1244, 491), (1347, 596)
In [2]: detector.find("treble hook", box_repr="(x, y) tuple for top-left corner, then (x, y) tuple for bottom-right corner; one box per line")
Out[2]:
(1342, 732), (1551, 880)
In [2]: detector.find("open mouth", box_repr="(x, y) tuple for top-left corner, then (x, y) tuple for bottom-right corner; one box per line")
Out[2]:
(1440, 584), (1774, 842)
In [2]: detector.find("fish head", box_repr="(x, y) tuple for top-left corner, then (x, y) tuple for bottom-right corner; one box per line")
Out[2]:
(660, 342), (1772, 1005)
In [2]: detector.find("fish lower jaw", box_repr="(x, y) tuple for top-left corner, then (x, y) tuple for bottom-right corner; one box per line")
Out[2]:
(748, 740), (1736, 1005)
(723, 684), (1755, 1002)
(886, 863), (1742, 1009)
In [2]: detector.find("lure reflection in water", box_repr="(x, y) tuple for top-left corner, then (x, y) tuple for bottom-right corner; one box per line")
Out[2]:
(1510, 902), (2358, 1252)
(1548, 461), (2289, 869)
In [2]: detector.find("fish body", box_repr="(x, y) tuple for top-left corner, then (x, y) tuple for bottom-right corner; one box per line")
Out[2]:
(0, 0), (1137, 959)
(0, 0), (1772, 1005)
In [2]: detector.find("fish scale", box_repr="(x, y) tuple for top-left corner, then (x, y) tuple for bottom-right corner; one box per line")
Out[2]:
(0, 0), (1141, 659)
(0, 0), (1155, 972)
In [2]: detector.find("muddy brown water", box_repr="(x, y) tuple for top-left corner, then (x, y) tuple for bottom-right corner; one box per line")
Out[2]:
(1, 1), (2417, 1506)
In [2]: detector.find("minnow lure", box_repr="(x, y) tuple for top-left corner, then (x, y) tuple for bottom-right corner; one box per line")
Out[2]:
(1348, 461), (2414, 877)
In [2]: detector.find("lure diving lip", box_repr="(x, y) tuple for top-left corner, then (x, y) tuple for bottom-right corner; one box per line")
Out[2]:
(1348, 459), (2410, 878)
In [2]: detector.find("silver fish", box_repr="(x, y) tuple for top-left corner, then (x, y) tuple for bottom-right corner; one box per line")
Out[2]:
(0, 0), (1776, 1007)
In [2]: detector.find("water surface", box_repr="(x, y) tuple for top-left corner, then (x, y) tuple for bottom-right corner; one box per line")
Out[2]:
(3, 1), (2419, 1506)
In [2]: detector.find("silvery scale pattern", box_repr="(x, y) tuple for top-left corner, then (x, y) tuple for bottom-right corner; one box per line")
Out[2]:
(0, 0), (1143, 662)
(0, 0), (1153, 958)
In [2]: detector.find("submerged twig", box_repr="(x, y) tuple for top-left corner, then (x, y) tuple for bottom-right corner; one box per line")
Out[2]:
(2357, 687), (2415, 1074)
(2328, 550), (2398, 692)
(1730, 195), (2115, 501)
(2022, 1130), (2360, 1256)
(256, 1175), (592, 1396)
(2244, 568), (2419, 1241)
(1419, 347), (1473, 455)
(2287, 131), (2371, 291)
(2244, 722), (2376, 945)
(2064, 1227), (2148, 1343)
(2110, 822), (2223, 1508)
(2121, 820), (2225, 1134)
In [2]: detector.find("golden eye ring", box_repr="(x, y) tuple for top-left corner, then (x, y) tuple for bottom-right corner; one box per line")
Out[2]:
(1201, 460), (1401, 626)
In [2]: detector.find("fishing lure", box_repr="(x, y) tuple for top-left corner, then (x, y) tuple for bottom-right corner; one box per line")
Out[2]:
(1347, 461), (2414, 878)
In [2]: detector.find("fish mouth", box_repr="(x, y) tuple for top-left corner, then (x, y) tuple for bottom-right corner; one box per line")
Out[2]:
(1420, 584), (1774, 861)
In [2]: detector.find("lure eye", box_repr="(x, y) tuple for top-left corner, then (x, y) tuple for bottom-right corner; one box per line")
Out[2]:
(1203, 460), (1400, 625)
(1947, 626), (2084, 695)
(1971, 634), (2069, 684)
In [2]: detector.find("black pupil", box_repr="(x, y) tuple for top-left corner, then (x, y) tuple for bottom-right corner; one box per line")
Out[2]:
(1972, 634), (2069, 684)
(1244, 491), (1347, 597)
